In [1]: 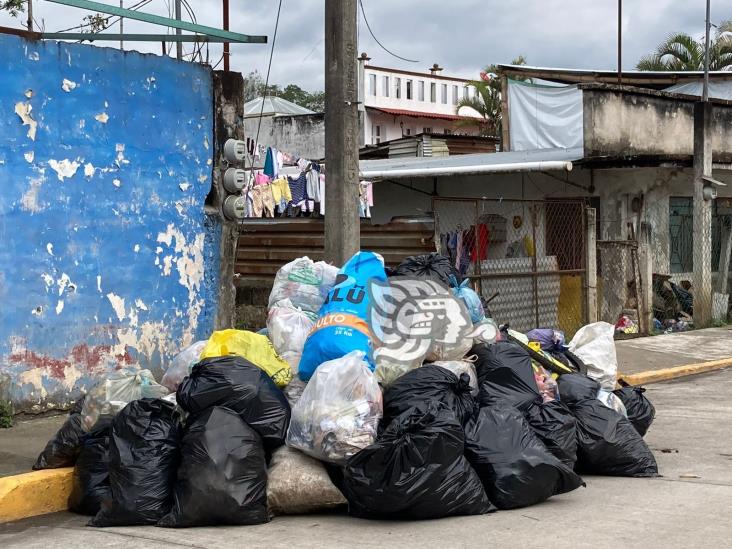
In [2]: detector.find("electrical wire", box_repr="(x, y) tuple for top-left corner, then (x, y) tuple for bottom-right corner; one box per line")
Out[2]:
(358, 0), (419, 63)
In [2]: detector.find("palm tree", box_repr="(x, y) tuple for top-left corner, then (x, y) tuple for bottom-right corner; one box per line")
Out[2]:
(637, 21), (732, 71)
(455, 56), (526, 142)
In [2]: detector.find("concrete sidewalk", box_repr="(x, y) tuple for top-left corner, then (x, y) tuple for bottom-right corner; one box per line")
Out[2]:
(615, 326), (732, 375)
(2, 368), (730, 549)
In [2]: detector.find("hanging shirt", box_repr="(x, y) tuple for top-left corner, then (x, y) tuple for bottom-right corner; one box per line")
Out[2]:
(306, 168), (320, 202)
(289, 172), (307, 205)
(263, 147), (276, 178)
(270, 177), (292, 209)
(319, 174), (326, 215)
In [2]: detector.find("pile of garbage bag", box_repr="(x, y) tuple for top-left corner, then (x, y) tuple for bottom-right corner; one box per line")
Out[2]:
(32, 252), (660, 527)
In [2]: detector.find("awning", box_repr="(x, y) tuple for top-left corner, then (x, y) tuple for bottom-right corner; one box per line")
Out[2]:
(359, 147), (583, 179)
(367, 106), (474, 122)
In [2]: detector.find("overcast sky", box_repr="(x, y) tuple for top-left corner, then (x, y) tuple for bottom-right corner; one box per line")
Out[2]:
(1, 0), (717, 90)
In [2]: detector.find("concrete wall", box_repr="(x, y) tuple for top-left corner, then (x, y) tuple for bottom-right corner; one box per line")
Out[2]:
(0, 35), (220, 412)
(582, 86), (732, 162)
(244, 113), (325, 160)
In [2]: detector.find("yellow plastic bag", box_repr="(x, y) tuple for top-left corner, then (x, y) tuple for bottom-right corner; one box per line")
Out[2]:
(200, 329), (293, 387)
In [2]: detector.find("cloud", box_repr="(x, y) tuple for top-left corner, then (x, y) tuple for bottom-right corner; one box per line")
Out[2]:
(0, 0), (718, 91)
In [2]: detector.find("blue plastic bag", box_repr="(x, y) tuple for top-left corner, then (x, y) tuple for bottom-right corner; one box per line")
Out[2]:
(298, 252), (387, 381)
(451, 277), (485, 324)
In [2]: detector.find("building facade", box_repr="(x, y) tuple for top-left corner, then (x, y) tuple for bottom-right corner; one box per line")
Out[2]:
(359, 55), (483, 145)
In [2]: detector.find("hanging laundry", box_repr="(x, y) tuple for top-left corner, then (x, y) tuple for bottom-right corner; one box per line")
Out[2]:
(306, 166), (321, 203)
(255, 173), (271, 186)
(264, 148), (276, 178)
(251, 184), (276, 218)
(271, 177), (293, 212)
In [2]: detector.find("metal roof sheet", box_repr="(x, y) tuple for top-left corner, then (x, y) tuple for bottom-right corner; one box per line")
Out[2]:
(244, 96), (315, 117)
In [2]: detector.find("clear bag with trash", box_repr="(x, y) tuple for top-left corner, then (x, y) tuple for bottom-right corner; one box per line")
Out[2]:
(161, 341), (207, 392)
(286, 351), (383, 464)
(80, 368), (169, 431)
(268, 257), (339, 315)
(266, 300), (315, 374)
(431, 360), (479, 396)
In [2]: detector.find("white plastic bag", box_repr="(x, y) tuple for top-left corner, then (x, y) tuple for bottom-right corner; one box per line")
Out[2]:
(267, 300), (314, 374)
(80, 368), (169, 431)
(161, 340), (206, 392)
(286, 350), (382, 464)
(373, 346), (425, 388)
(432, 360), (479, 396)
(268, 257), (339, 314)
(567, 321), (618, 391)
(267, 446), (347, 515)
(597, 389), (628, 417)
(425, 336), (473, 362)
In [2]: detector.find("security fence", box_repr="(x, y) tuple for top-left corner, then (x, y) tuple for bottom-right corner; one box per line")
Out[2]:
(433, 197), (589, 337)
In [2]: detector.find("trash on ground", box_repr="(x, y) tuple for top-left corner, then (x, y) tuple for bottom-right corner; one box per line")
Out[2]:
(431, 360), (479, 396)
(343, 404), (493, 520)
(269, 256), (339, 314)
(68, 417), (112, 516)
(267, 299), (315, 374)
(392, 252), (461, 287)
(614, 383), (656, 436)
(464, 403), (584, 509)
(287, 351), (382, 464)
(567, 322), (618, 391)
(299, 251), (387, 381)
(267, 446), (347, 515)
(523, 400), (578, 468)
(200, 329), (292, 387)
(177, 355), (290, 450)
(161, 340), (207, 392)
(90, 398), (181, 526)
(159, 406), (269, 527)
(33, 404), (86, 470)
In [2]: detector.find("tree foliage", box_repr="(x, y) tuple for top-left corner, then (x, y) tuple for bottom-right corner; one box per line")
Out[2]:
(637, 21), (732, 71)
(243, 70), (325, 112)
(0, 0), (25, 17)
(455, 55), (527, 141)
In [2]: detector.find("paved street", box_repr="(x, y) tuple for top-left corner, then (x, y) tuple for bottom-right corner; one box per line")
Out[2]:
(1, 368), (731, 549)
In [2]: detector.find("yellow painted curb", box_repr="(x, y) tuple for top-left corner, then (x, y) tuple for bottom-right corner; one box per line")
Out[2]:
(618, 357), (732, 386)
(0, 468), (73, 524)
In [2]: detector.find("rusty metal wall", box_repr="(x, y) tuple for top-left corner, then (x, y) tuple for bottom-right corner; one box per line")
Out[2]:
(433, 197), (587, 336)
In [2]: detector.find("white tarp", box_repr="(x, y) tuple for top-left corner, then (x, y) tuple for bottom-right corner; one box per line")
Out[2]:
(508, 79), (583, 151)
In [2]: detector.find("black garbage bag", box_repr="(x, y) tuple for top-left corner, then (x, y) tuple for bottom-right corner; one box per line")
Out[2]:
(392, 252), (460, 287)
(90, 398), (181, 526)
(68, 417), (112, 516)
(69, 395), (86, 415)
(556, 373), (600, 405)
(571, 399), (658, 477)
(524, 400), (578, 468)
(613, 385), (655, 436)
(33, 413), (85, 470)
(382, 365), (475, 428)
(471, 341), (542, 412)
(464, 403), (584, 510)
(158, 407), (268, 527)
(176, 356), (290, 449)
(343, 404), (493, 520)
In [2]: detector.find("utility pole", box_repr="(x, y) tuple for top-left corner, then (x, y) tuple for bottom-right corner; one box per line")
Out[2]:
(175, 0), (182, 60)
(692, 0), (713, 326)
(119, 0), (123, 49)
(223, 0), (230, 71)
(324, 0), (360, 265)
(617, 0), (622, 83)
(26, 0), (33, 32)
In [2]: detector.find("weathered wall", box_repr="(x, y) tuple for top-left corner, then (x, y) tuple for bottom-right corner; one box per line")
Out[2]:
(582, 85), (732, 163)
(244, 113), (325, 160)
(0, 35), (219, 412)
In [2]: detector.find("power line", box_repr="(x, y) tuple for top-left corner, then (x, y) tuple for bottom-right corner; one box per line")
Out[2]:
(358, 0), (418, 63)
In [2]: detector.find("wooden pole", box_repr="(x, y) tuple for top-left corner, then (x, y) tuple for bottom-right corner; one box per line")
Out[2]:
(500, 74), (510, 151)
(324, 0), (360, 265)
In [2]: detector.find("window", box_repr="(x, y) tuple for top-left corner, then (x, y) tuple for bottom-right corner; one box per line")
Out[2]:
(444, 129), (452, 135)
(463, 86), (469, 100)
(405, 128), (412, 136)
(669, 197), (725, 273)
(441, 83), (448, 104)
(394, 77), (401, 99)
(452, 85), (459, 105)
(418, 81), (425, 101)
(406, 80), (413, 100)
(430, 82), (436, 103)
(369, 74), (376, 96)
(422, 127), (432, 134)
(382, 75), (390, 97)
(373, 125), (382, 145)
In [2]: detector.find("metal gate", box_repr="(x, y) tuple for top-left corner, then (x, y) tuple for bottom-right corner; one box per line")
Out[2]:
(433, 197), (588, 336)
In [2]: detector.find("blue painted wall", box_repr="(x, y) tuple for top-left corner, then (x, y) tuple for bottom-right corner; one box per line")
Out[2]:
(0, 35), (220, 412)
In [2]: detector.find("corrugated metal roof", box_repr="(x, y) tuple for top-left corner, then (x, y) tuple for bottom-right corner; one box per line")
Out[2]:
(368, 106), (472, 121)
(244, 96), (315, 117)
(360, 147), (583, 179)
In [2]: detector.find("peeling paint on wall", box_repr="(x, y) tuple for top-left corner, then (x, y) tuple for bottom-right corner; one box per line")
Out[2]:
(1, 34), (219, 413)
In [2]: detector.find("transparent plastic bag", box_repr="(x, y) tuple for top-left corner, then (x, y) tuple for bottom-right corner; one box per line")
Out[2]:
(267, 446), (346, 515)
(568, 322), (618, 391)
(268, 257), (339, 314)
(425, 336), (473, 362)
(432, 360), (479, 396)
(373, 346), (425, 389)
(80, 368), (168, 431)
(267, 300), (315, 374)
(286, 351), (382, 464)
(597, 389), (628, 417)
(161, 341), (207, 392)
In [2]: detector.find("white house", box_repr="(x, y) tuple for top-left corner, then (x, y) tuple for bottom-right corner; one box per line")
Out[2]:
(359, 54), (484, 145)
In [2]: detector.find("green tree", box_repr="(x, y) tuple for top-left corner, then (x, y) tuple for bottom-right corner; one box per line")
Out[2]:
(637, 21), (732, 70)
(243, 71), (325, 112)
(455, 55), (526, 142)
(0, 0), (24, 17)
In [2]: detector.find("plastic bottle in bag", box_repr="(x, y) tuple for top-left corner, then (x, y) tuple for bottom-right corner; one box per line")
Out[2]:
(161, 341), (207, 392)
